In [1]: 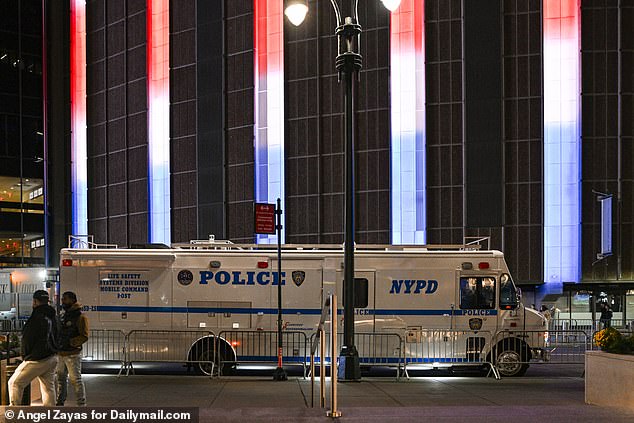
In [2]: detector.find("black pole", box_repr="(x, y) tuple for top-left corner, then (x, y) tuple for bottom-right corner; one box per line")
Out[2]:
(273, 198), (287, 381)
(335, 3), (361, 381)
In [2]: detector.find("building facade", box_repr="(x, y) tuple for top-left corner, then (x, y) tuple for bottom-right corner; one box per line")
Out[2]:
(0, 0), (46, 267)
(2, 1), (632, 299)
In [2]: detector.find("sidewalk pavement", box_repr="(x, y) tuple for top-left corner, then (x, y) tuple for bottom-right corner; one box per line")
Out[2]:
(30, 374), (634, 422)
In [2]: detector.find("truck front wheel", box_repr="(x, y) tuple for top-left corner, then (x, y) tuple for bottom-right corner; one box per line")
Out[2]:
(495, 341), (529, 377)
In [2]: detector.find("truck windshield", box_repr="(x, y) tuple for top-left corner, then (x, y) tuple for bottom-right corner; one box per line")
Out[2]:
(499, 273), (518, 309)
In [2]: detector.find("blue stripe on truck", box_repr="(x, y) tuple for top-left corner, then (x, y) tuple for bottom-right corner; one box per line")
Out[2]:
(93, 306), (497, 316)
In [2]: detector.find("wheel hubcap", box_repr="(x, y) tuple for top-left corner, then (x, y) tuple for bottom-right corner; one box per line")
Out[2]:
(497, 350), (521, 375)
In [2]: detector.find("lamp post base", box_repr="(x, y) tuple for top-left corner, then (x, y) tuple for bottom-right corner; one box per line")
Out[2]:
(338, 346), (361, 381)
(273, 366), (288, 381)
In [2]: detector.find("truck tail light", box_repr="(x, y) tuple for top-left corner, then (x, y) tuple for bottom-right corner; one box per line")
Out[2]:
(62, 259), (73, 267)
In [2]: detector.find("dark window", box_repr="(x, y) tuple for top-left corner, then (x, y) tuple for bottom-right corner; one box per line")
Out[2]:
(460, 277), (495, 309)
(499, 273), (519, 309)
(354, 278), (368, 309)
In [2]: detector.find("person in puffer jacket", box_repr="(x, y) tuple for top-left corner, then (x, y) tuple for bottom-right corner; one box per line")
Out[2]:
(8, 290), (59, 406)
(56, 291), (88, 406)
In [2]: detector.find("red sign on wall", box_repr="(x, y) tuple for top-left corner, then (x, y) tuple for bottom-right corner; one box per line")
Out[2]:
(255, 203), (276, 234)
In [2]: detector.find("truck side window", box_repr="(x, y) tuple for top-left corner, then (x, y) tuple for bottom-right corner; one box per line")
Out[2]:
(460, 277), (496, 309)
(499, 273), (518, 310)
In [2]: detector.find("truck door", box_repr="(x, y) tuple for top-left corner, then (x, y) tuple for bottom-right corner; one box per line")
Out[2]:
(454, 273), (498, 331)
(453, 273), (499, 361)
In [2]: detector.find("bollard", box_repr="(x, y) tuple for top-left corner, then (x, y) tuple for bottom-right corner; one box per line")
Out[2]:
(320, 329), (325, 408)
(327, 294), (341, 418)
(310, 352), (314, 408)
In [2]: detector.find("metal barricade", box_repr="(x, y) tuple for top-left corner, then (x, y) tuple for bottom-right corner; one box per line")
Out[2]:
(403, 329), (499, 379)
(126, 330), (215, 377)
(216, 330), (308, 376)
(81, 329), (127, 375)
(309, 332), (405, 380)
(0, 320), (25, 332)
(548, 318), (580, 331)
(492, 329), (589, 376)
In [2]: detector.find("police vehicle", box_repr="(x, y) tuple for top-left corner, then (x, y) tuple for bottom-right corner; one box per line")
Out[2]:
(59, 240), (547, 377)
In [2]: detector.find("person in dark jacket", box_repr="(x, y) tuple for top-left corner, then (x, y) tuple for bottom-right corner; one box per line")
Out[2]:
(600, 303), (613, 329)
(56, 291), (88, 406)
(8, 290), (59, 406)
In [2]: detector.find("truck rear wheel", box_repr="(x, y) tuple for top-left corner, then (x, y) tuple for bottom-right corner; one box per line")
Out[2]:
(194, 348), (216, 376)
(494, 340), (529, 377)
(189, 338), (235, 376)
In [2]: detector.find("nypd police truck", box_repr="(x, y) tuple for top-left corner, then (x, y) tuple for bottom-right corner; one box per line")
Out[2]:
(59, 240), (547, 377)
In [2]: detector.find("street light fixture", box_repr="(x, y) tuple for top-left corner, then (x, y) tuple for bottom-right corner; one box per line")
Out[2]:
(284, 0), (309, 26)
(285, 0), (401, 381)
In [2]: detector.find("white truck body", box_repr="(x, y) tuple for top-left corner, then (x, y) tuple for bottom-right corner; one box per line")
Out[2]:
(59, 244), (547, 375)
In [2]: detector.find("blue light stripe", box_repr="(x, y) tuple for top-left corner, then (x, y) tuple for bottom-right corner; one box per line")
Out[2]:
(226, 357), (471, 364)
(229, 356), (306, 363)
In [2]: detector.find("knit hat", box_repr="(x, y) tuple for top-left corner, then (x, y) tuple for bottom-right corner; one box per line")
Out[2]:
(33, 290), (49, 301)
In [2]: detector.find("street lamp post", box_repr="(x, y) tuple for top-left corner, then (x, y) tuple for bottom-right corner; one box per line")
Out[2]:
(285, 0), (400, 382)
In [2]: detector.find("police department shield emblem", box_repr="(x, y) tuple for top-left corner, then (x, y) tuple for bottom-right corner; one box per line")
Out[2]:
(177, 270), (194, 286)
(292, 271), (305, 287)
(469, 318), (483, 331)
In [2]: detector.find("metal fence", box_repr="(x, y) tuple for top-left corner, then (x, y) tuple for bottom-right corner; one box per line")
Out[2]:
(549, 318), (634, 332)
(309, 332), (405, 379)
(126, 330), (216, 376)
(81, 329), (127, 375)
(492, 329), (589, 369)
(403, 329), (499, 379)
(549, 319), (599, 332)
(0, 320), (26, 332)
(216, 330), (308, 376)
(3, 325), (623, 379)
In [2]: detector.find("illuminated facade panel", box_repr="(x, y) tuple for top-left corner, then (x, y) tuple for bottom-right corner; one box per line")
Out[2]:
(148, 0), (171, 244)
(254, 0), (285, 244)
(70, 0), (87, 236)
(390, 0), (426, 244)
(543, 0), (581, 285)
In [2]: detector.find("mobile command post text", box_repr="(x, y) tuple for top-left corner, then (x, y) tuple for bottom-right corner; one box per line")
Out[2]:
(2, 407), (199, 423)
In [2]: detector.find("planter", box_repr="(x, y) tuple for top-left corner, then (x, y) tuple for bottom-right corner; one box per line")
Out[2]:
(585, 350), (634, 412)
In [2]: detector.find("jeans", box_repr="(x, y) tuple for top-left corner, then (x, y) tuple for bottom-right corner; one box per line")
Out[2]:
(56, 353), (86, 406)
(8, 354), (58, 406)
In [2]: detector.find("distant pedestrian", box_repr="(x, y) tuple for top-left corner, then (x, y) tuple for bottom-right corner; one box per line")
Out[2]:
(600, 303), (613, 329)
(8, 290), (59, 406)
(56, 291), (88, 406)
(540, 305), (552, 321)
